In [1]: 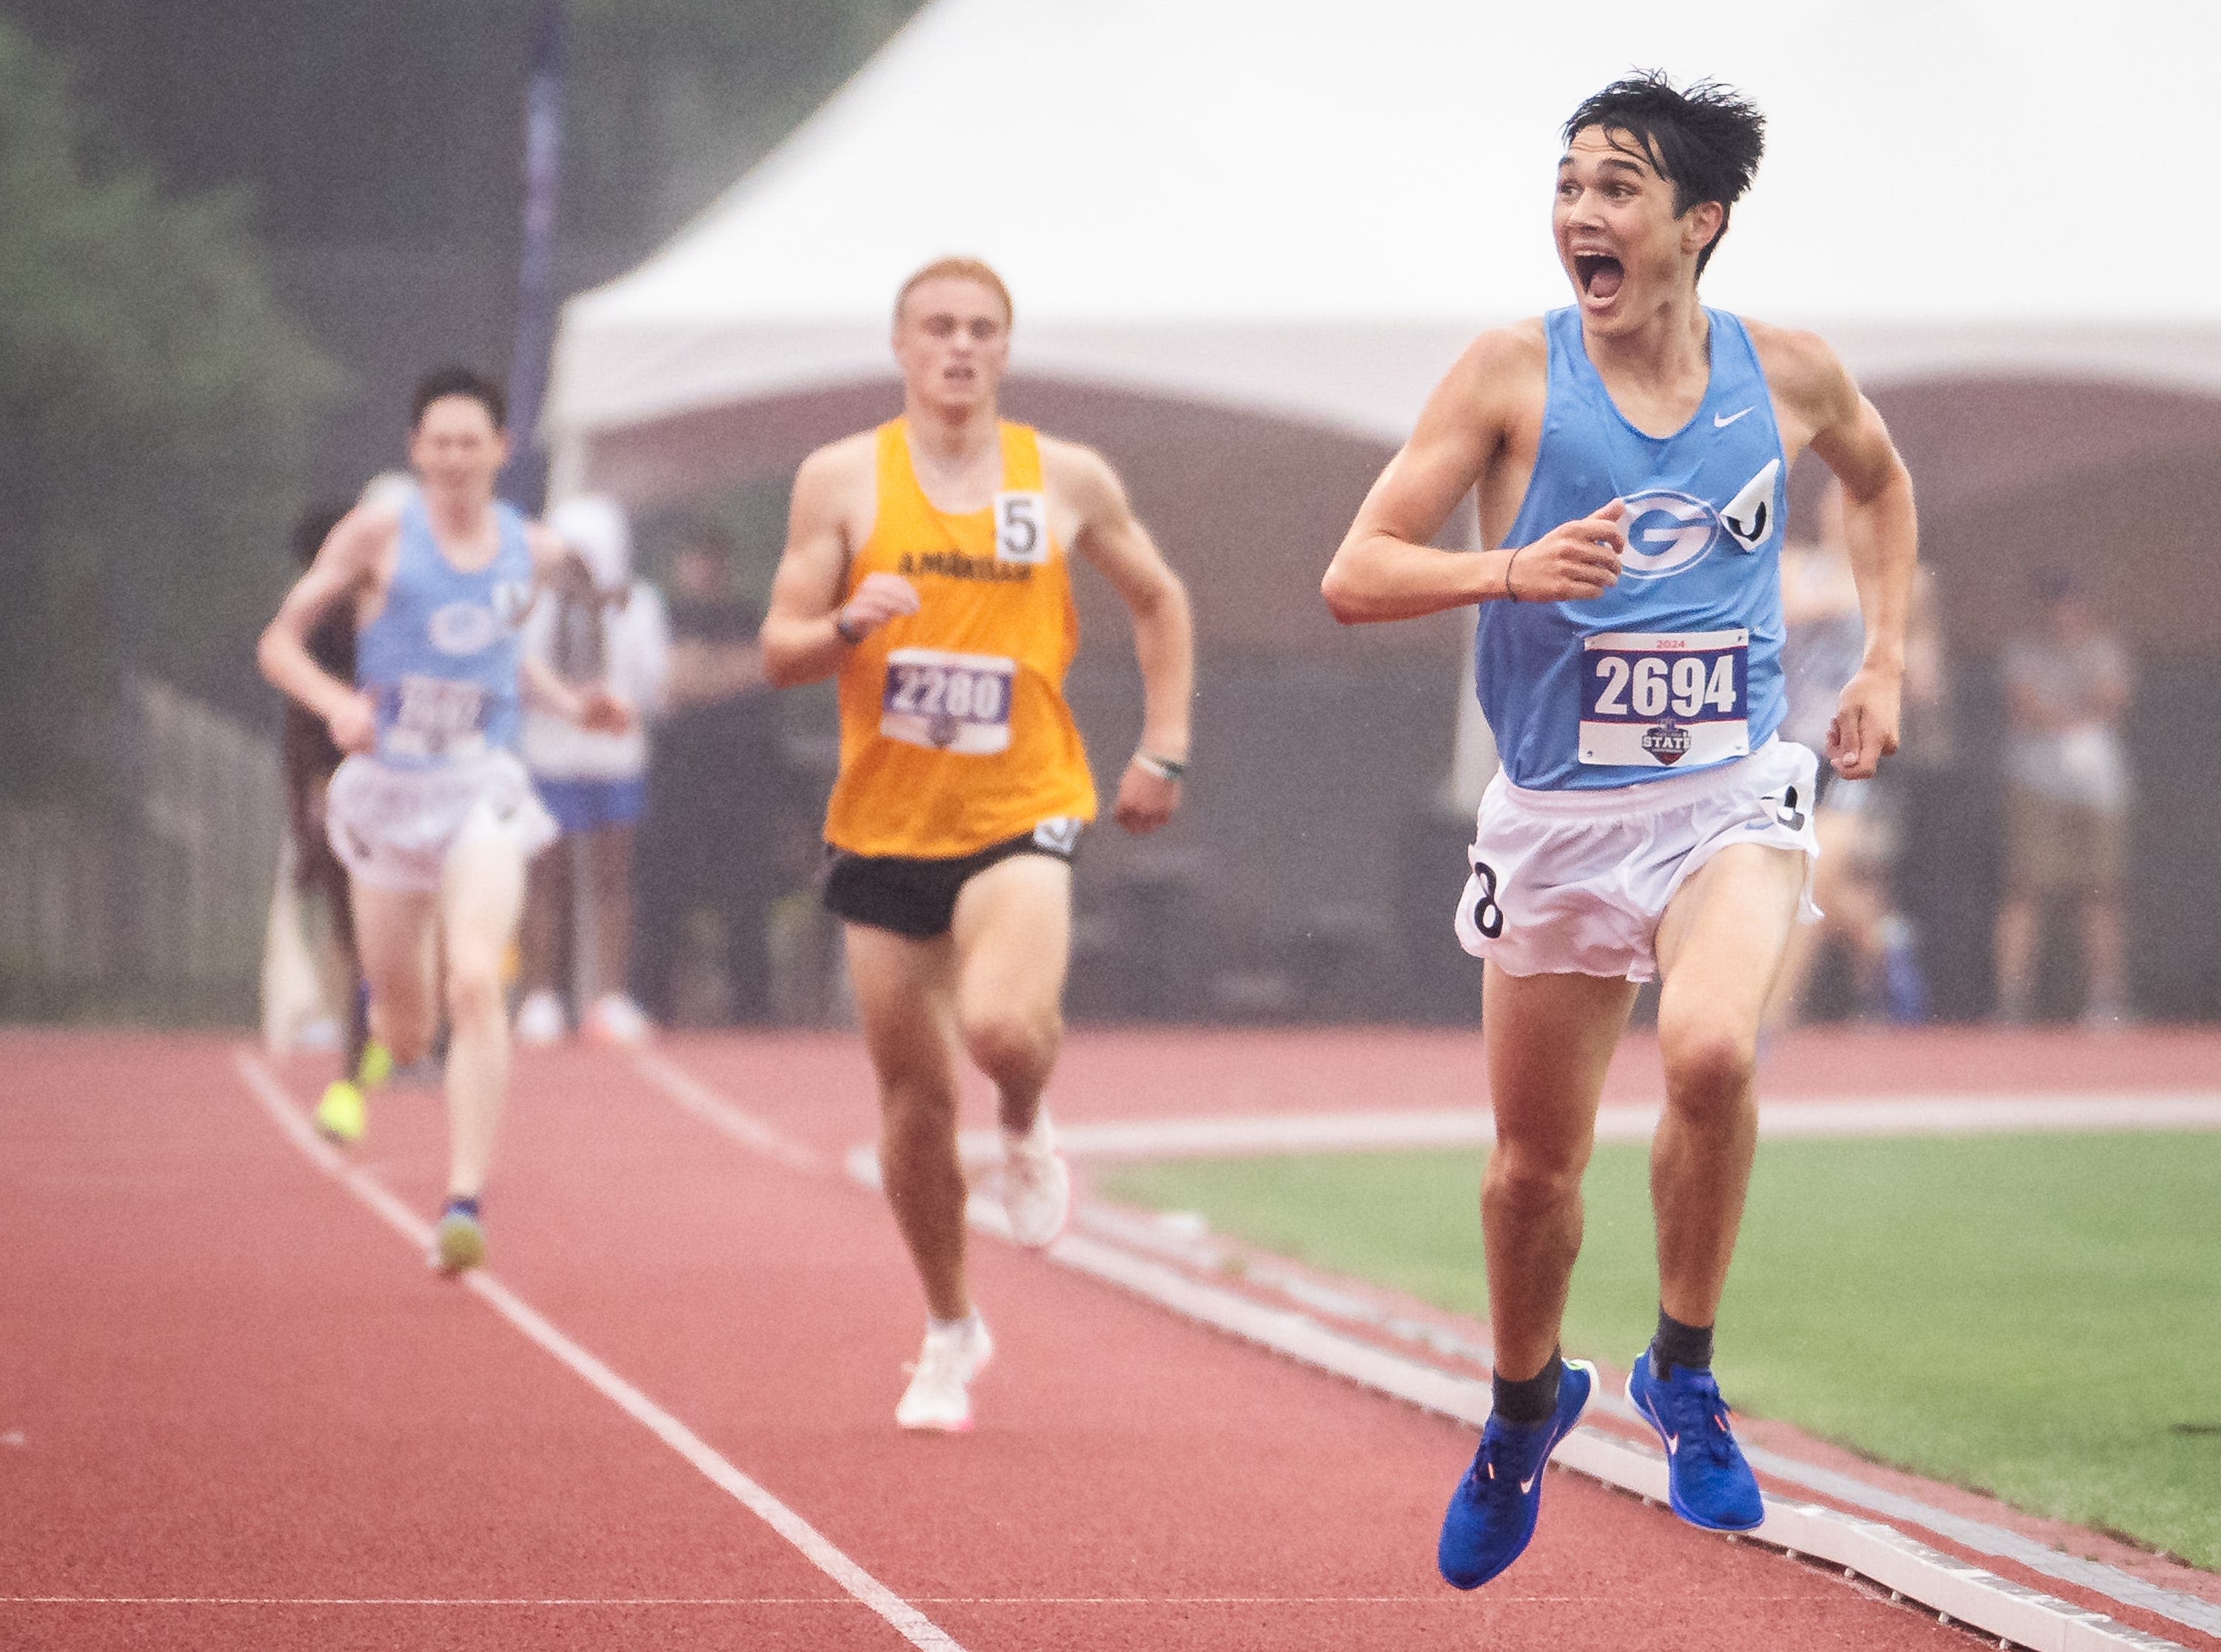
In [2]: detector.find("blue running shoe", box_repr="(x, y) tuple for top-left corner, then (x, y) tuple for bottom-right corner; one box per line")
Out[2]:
(1437, 1359), (1594, 1590)
(1626, 1349), (1765, 1531)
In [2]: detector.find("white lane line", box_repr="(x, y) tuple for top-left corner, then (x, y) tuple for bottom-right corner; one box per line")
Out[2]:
(1070, 1206), (2221, 1641)
(1034, 1226), (2199, 1652)
(1, 1593), (1515, 1607)
(3, 1596), (864, 1607)
(945, 1092), (2221, 1164)
(628, 1048), (827, 1173)
(649, 1052), (2214, 1650)
(231, 1051), (963, 1652)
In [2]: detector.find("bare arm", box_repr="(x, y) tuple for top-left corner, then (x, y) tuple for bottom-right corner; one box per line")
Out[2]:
(665, 637), (767, 709)
(760, 440), (917, 686)
(1782, 335), (1917, 780)
(1056, 443), (1194, 833)
(1324, 327), (1625, 622)
(257, 506), (388, 753)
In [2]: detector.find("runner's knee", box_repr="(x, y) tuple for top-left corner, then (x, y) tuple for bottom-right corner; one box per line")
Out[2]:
(958, 1003), (1059, 1084)
(444, 958), (504, 1026)
(1485, 1135), (1587, 1209)
(1658, 1022), (1757, 1114)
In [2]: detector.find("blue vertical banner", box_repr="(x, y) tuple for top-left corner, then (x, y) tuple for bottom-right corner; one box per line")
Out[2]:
(501, 0), (566, 511)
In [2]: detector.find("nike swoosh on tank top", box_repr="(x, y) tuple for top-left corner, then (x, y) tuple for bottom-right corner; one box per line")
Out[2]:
(1477, 307), (1789, 792)
(824, 420), (1097, 859)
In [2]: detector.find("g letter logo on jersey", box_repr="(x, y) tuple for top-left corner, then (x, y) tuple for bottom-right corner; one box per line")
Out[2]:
(1618, 490), (1721, 580)
(427, 600), (500, 657)
(1720, 460), (1780, 554)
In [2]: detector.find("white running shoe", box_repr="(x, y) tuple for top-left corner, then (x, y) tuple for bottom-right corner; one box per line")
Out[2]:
(895, 1316), (994, 1432)
(514, 989), (566, 1047)
(583, 992), (652, 1047)
(1001, 1115), (1071, 1249)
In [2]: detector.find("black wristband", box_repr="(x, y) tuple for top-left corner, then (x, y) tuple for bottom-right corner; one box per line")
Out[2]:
(1503, 545), (1524, 602)
(832, 611), (865, 645)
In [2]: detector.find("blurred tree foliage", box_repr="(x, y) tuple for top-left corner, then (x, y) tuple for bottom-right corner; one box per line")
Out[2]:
(0, 19), (336, 796)
(568, 0), (922, 242)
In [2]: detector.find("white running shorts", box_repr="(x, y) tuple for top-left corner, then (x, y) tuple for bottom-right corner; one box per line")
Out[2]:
(326, 750), (557, 893)
(1453, 738), (1823, 982)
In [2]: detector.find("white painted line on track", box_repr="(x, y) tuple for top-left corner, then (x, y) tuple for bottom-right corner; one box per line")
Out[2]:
(3, 1593), (1539, 1606)
(1068, 1208), (2221, 1639)
(232, 1051), (965, 1652)
(1036, 1220), (2200, 1652)
(646, 1050), (2213, 1651)
(949, 1092), (2221, 1165)
(629, 1047), (828, 1173)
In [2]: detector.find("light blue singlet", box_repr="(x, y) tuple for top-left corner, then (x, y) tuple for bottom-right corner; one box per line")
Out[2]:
(1476, 306), (1789, 792)
(356, 497), (535, 770)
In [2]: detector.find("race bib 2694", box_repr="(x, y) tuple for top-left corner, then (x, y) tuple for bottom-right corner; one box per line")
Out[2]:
(1578, 628), (1749, 768)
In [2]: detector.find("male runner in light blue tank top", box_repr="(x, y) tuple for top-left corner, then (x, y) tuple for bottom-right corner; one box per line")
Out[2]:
(260, 368), (631, 1273)
(1324, 73), (1917, 1588)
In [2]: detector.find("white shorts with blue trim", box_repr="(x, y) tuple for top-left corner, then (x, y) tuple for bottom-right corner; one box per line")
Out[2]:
(1454, 738), (1822, 983)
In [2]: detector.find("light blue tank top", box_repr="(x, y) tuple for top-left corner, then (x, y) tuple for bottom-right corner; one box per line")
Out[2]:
(1476, 306), (1788, 791)
(357, 497), (536, 769)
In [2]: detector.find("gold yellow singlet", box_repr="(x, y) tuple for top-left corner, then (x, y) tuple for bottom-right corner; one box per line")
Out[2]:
(823, 420), (1097, 859)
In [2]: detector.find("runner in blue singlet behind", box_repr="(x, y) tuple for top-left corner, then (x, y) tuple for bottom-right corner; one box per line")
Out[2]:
(1323, 73), (1917, 1588)
(259, 367), (631, 1274)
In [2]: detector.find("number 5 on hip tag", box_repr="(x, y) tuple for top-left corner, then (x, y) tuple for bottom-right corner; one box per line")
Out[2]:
(994, 491), (1048, 565)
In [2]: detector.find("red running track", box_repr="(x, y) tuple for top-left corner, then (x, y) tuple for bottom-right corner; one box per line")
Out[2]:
(2, 1028), (2026, 1651)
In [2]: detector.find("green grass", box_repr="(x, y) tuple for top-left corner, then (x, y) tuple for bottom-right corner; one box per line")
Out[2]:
(1101, 1134), (2221, 1570)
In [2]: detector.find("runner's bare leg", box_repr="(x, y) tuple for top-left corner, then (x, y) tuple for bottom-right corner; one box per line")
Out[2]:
(1480, 966), (1637, 1381)
(951, 854), (1071, 1136)
(1649, 842), (1805, 1326)
(845, 923), (971, 1321)
(350, 882), (440, 1065)
(439, 830), (529, 1199)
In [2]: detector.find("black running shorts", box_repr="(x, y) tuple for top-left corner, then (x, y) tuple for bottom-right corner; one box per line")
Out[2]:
(820, 817), (1083, 940)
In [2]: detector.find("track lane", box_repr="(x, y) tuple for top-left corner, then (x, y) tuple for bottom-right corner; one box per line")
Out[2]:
(0, 1033), (933, 1652)
(417, 1036), (1997, 1651)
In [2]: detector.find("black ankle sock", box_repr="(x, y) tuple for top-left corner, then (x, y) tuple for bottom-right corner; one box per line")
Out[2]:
(443, 1195), (480, 1221)
(1651, 1308), (1712, 1378)
(1492, 1348), (1565, 1427)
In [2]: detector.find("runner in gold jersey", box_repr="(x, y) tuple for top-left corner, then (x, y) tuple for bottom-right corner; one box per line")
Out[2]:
(761, 258), (1194, 1431)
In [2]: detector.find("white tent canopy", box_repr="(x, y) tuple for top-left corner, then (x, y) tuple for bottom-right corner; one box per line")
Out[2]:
(548, 0), (2221, 473)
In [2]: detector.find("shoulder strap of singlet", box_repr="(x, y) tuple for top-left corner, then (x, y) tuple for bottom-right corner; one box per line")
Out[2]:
(998, 421), (1043, 491)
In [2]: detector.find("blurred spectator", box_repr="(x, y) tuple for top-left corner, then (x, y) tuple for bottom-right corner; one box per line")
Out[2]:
(275, 499), (373, 1075)
(1767, 482), (1942, 1027)
(633, 522), (784, 1024)
(515, 496), (670, 1045)
(1994, 572), (2134, 1027)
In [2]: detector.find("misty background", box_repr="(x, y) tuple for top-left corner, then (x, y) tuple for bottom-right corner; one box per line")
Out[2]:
(2, 1), (2213, 1030)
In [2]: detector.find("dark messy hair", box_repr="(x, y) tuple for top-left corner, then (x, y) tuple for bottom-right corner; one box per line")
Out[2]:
(1562, 72), (1765, 278)
(409, 364), (507, 432)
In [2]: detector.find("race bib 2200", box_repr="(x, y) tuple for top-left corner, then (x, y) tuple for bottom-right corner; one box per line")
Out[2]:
(880, 648), (1016, 755)
(1578, 629), (1748, 768)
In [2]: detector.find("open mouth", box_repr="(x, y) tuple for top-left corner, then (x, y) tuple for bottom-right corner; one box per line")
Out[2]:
(1574, 253), (1624, 301)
